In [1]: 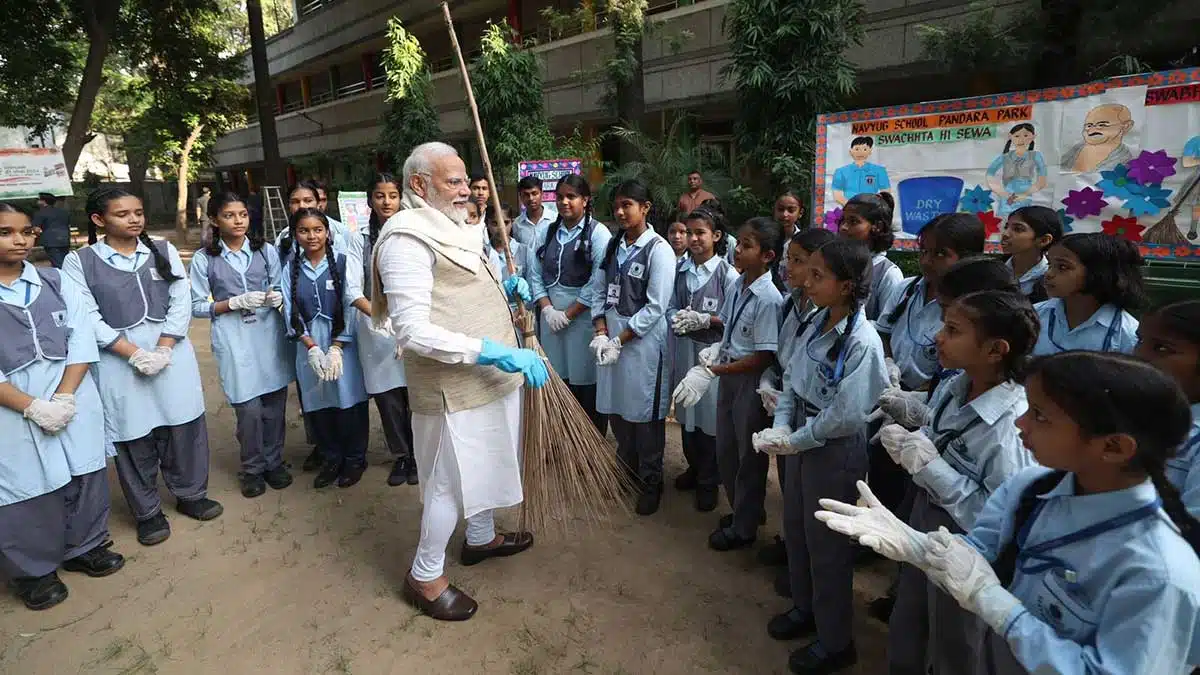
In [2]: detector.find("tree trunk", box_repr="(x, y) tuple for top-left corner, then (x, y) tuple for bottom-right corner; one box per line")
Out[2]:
(1033, 0), (1084, 88)
(127, 148), (149, 200)
(175, 123), (205, 241)
(62, 0), (120, 176)
(614, 35), (644, 166)
(247, 0), (286, 188)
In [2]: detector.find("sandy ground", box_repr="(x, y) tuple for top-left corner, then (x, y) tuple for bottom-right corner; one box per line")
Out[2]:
(0, 276), (893, 674)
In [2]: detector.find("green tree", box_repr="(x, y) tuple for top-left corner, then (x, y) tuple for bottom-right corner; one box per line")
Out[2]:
(723, 0), (865, 192)
(378, 16), (440, 172)
(606, 0), (648, 165)
(0, 0), (82, 136)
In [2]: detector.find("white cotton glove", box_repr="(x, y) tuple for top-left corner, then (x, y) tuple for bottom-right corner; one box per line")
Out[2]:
(596, 336), (622, 366)
(324, 345), (344, 381)
(878, 387), (932, 429)
(697, 343), (720, 368)
(672, 365), (716, 408)
(128, 348), (170, 376)
(815, 480), (931, 565)
(924, 527), (1023, 633)
(264, 289), (284, 309)
(589, 334), (610, 359)
(23, 397), (76, 434)
(752, 426), (796, 455)
(878, 424), (939, 475)
(756, 372), (782, 415)
(885, 357), (902, 388)
(306, 345), (329, 379)
(543, 307), (571, 333)
(866, 407), (895, 440)
(228, 290), (267, 311)
(671, 308), (713, 335)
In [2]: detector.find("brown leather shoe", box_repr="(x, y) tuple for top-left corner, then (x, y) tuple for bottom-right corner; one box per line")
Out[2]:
(460, 531), (534, 566)
(403, 578), (478, 621)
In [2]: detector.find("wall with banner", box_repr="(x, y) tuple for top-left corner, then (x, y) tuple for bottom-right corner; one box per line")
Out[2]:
(813, 68), (1200, 260)
(0, 148), (72, 200)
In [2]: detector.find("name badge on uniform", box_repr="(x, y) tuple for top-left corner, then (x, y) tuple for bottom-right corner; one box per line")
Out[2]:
(606, 282), (621, 306)
(51, 310), (67, 327)
(739, 323), (752, 337)
(326, 279), (335, 291)
(149, 268), (163, 281)
(700, 296), (719, 313)
(241, 309), (258, 324)
(628, 262), (646, 280)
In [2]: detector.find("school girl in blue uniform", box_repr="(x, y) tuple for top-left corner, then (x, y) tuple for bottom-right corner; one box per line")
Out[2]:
(881, 290), (1038, 675)
(1134, 299), (1200, 517)
(530, 174), (612, 434)
(0, 203), (124, 611)
(591, 179), (676, 516)
(346, 174), (416, 487)
(754, 238), (889, 675)
(1000, 205), (1062, 302)
(281, 208), (369, 489)
(64, 188), (222, 547)
(819, 351), (1200, 675)
(1032, 233), (1141, 356)
(837, 192), (902, 321)
(667, 205), (736, 512)
(188, 192), (293, 499)
(484, 207), (536, 316)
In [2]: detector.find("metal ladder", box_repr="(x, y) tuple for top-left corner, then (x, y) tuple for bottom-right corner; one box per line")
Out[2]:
(263, 185), (288, 242)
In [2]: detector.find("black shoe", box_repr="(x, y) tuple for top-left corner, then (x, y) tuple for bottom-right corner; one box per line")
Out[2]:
(177, 497), (223, 521)
(460, 531), (534, 566)
(239, 473), (267, 498)
(768, 607), (816, 640)
(674, 468), (697, 491)
(788, 640), (857, 674)
(636, 484), (663, 516)
(406, 459), (419, 485)
(314, 462), (341, 489)
(10, 573), (68, 611)
(708, 526), (756, 551)
(302, 447), (323, 472)
(719, 511), (767, 529)
(62, 546), (125, 578)
(337, 463), (366, 488)
(757, 535), (789, 567)
(264, 465), (293, 490)
(695, 485), (719, 512)
(136, 513), (171, 546)
(866, 594), (896, 623)
(774, 569), (791, 598)
(388, 457), (408, 487)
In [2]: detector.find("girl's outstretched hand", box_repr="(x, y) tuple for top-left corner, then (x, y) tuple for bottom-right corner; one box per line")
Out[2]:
(815, 480), (931, 565)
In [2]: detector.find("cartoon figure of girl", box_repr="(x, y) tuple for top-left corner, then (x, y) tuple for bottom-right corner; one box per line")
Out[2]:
(986, 123), (1048, 217)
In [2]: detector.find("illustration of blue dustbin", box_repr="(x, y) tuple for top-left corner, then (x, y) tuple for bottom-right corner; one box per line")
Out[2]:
(898, 176), (964, 235)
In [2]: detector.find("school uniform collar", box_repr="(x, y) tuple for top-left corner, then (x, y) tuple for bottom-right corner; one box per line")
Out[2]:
(300, 253), (330, 273)
(1038, 472), (1159, 520)
(618, 227), (656, 252)
(519, 209), (553, 227)
(945, 373), (1024, 426)
(742, 269), (778, 300)
(0, 261), (42, 293)
(95, 236), (151, 261)
(1048, 298), (1118, 331)
(872, 252), (889, 263)
(1007, 255), (1048, 283)
(561, 216), (589, 233)
(683, 254), (722, 275)
(217, 239), (252, 259)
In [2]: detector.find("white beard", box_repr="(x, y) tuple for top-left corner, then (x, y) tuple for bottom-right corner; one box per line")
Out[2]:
(427, 195), (468, 225)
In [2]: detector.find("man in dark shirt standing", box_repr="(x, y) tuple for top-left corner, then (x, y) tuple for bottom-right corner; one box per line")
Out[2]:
(33, 193), (72, 268)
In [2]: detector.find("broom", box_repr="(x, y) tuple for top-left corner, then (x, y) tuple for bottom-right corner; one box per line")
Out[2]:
(440, 3), (632, 538)
(1144, 167), (1200, 246)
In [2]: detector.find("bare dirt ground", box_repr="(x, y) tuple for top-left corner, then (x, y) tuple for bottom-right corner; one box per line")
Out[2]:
(0, 255), (892, 674)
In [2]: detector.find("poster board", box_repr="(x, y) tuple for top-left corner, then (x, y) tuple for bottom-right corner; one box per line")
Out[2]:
(518, 158), (582, 204)
(814, 68), (1200, 260)
(336, 191), (370, 234)
(0, 148), (72, 200)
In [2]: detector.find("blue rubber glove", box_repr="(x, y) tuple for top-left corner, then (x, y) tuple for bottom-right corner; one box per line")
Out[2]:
(477, 338), (549, 388)
(503, 276), (532, 304)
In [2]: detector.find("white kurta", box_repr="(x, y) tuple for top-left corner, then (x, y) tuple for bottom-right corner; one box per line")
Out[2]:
(376, 231), (523, 519)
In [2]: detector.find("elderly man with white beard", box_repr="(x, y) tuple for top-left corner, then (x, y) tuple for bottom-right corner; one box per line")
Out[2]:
(370, 142), (548, 621)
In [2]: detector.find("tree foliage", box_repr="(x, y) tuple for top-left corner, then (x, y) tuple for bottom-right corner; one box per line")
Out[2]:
(0, 0), (83, 135)
(378, 16), (440, 171)
(723, 0), (864, 192)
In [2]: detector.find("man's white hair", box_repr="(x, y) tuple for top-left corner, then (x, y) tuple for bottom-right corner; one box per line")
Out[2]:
(402, 141), (460, 190)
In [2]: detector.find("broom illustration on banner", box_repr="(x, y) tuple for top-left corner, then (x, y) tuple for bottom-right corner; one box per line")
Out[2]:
(1144, 167), (1200, 246)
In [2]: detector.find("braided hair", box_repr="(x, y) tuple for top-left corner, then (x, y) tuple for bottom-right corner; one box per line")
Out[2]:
(279, 182), (323, 263)
(950, 291), (1041, 382)
(812, 238), (871, 363)
(367, 172), (401, 254)
(537, 173), (594, 265)
(286, 207), (345, 340)
(204, 191), (263, 257)
(86, 187), (180, 282)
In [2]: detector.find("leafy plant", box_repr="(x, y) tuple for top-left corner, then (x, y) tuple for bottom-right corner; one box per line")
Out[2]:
(378, 16), (440, 171)
(917, 5), (1023, 74)
(537, 5), (596, 40)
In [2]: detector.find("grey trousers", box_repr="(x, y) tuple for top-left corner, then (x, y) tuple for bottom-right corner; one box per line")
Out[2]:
(296, 382), (316, 447)
(611, 418), (666, 488)
(785, 433), (869, 653)
(113, 414), (211, 521)
(889, 491), (984, 675)
(680, 428), (720, 488)
(373, 386), (414, 461)
(234, 387), (288, 475)
(0, 470), (111, 579)
(716, 371), (771, 538)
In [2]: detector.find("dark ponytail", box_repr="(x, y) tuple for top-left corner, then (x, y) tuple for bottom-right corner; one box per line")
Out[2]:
(812, 239), (871, 364)
(328, 239), (346, 339)
(951, 291), (1040, 382)
(286, 207), (344, 339)
(86, 187), (180, 282)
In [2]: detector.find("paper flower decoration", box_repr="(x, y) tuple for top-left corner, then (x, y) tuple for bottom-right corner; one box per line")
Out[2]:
(1056, 208), (1075, 233)
(823, 208), (843, 230)
(1096, 165), (1141, 201)
(960, 185), (994, 214)
(1062, 187), (1107, 219)
(1126, 150), (1177, 185)
(975, 211), (1002, 238)
(1101, 215), (1144, 241)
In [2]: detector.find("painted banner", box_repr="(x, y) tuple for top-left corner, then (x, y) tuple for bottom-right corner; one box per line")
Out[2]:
(0, 148), (72, 200)
(336, 191), (370, 234)
(518, 158), (583, 203)
(814, 68), (1200, 260)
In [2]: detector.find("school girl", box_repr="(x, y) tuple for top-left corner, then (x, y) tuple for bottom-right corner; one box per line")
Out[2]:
(591, 179), (676, 516)
(1134, 299), (1200, 516)
(752, 238), (889, 675)
(1032, 233), (1141, 356)
(530, 174), (612, 433)
(345, 174), (416, 487)
(881, 290), (1038, 675)
(818, 351), (1200, 675)
(667, 205), (737, 512)
(675, 216), (785, 548)
(666, 219), (689, 263)
(282, 208), (370, 489)
(62, 188), (222, 546)
(837, 192), (903, 321)
(484, 205), (536, 316)
(188, 192), (293, 499)
(0, 203), (124, 611)
(1000, 205), (1062, 302)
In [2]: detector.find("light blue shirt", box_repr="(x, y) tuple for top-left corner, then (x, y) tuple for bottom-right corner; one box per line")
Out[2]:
(867, 253), (906, 322)
(832, 161), (890, 198)
(717, 271), (783, 362)
(1006, 256), (1048, 297)
(589, 227), (676, 337)
(876, 277), (943, 389)
(986, 150), (1048, 181)
(774, 307), (888, 450)
(1169, 403), (1200, 519)
(188, 241), (283, 318)
(913, 372), (1032, 531)
(1032, 298), (1138, 356)
(513, 208), (555, 247)
(486, 240), (535, 313)
(0, 264), (98, 382)
(531, 217), (612, 308)
(683, 254), (723, 293)
(964, 467), (1200, 674)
